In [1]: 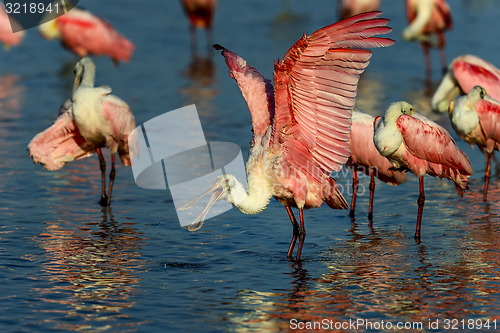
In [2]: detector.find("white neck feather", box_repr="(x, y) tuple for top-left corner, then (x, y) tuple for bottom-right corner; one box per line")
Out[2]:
(229, 173), (273, 215)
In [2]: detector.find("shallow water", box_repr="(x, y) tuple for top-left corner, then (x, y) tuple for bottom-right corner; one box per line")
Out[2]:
(1, 0), (499, 332)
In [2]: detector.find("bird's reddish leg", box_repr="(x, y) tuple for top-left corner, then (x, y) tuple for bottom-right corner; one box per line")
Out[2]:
(483, 151), (492, 202)
(421, 42), (432, 80)
(415, 176), (425, 240)
(296, 208), (306, 261)
(368, 168), (375, 219)
(286, 206), (299, 258)
(438, 32), (447, 74)
(107, 153), (116, 206)
(96, 148), (108, 206)
(349, 168), (359, 218)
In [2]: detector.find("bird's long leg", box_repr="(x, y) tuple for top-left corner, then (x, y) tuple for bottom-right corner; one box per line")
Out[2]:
(296, 208), (306, 261)
(421, 42), (432, 81)
(190, 25), (198, 56)
(286, 206), (299, 258)
(96, 148), (108, 206)
(438, 32), (448, 74)
(368, 168), (375, 219)
(415, 176), (425, 240)
(349, 168), (359, 218)
(483, 151), (492, 202)
(106, 153), (116, 206)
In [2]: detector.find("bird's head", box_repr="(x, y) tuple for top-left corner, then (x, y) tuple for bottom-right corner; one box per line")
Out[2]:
(384, 101), (414, 123)
(178, 174), (237, 231)
(73, 57), (96, 91)
(468, 85), (487, 101)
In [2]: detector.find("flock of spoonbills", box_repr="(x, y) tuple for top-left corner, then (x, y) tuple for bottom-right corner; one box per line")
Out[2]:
(0, 0), (496, 261)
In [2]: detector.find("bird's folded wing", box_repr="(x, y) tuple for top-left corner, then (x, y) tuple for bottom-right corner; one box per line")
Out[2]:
(452, 56), (500, 100)
(101, 95), (136, 166)
(476, 98), (500, 149)
(28, 104), (93, 170)
(273, 11), (394, 174)
(214, 44), (275, 137)
(397, 113), (473, 175)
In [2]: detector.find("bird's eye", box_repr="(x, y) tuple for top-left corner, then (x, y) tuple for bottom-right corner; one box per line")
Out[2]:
(480, 90), (485, 99)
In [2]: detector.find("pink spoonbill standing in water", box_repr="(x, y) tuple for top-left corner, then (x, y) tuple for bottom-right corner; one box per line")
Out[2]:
(28, 57), (136, 206)
(179, 12), (395, 260)
(432, 54), (500, 113)
(373, 102), (473, 239)
(347, 110), (406, 219)
(449, 86), (500, 201)
(180, 0), (217, 53)
(39, 7), (135, 64)
(403, 0), (452, 77)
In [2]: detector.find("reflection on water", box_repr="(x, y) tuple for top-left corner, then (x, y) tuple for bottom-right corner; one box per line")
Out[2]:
(229, 223), (499, 331)
(0, 74), (24, 120)
(30, 209), (146, 331)
(180, 53), (217, 115)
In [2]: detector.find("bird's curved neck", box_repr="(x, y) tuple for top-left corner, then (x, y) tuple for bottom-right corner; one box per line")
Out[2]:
(80, 65), (96, 88)
(229, 172), (273, 215)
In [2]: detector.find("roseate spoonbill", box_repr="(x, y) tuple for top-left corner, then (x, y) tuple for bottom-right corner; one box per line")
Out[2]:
(39, 7), (134, 64)
(28, 57), (136, 206)
(347, 110), (407, 219)
(180, 0), (216, 53)
(373, 101), (473, 239)
(0, 4), (24, 48)
(338, 0), (380, 20)
(431, 54), (500, 113)
(179, 12), (395, 260)
(403, 0), (452, 77)
(449, 86), (500, 201)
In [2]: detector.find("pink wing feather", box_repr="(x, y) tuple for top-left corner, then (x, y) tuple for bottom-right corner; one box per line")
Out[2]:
(58, 9), (134, 62)
(397, 113), (473, 184)
(101, 95), (136, 166)
(28, 101), (93, 170)
(476, 98), (500, 152)
(214, 44), (275, 137)
(273, 11), (394, 174)
(453, 55), (500, 101)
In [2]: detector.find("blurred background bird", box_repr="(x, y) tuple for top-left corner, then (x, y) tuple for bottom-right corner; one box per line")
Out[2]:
(39, 7), (135, 64)
(180, 0), (217, 55)
(432, 54), (500, 113)
(403, 0), (452, 79)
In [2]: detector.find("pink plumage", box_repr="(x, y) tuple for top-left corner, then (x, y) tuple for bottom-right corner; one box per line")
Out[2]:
(432, 55), (500, 113)
(374, 101), (473, 239)
(404, 0), (452, 76)
(0, 4), (24, 47)
(181, 0), (216, 29)
(28, 58), (135, 206)
(449, 86), (500, 201)
(185, 12), (395, 260)
(347, 110), (406, 218)
(339, 0), (381, 20)
(39, 7), (134, 64)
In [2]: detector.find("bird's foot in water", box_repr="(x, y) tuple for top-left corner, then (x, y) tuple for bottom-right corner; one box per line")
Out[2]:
(100, 195), (109, 206)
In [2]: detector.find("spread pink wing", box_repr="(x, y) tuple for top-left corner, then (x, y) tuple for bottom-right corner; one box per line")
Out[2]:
(214, 44), (274, 138)
(397, 113), (473, 175)
(273, 11), (394, 174)
(101, 95), (136, 166)
(476, 98), (500, 152)
(58, 9), (134, 62)
(28, 101), (94, 170)
(453, 55), (500, 101)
